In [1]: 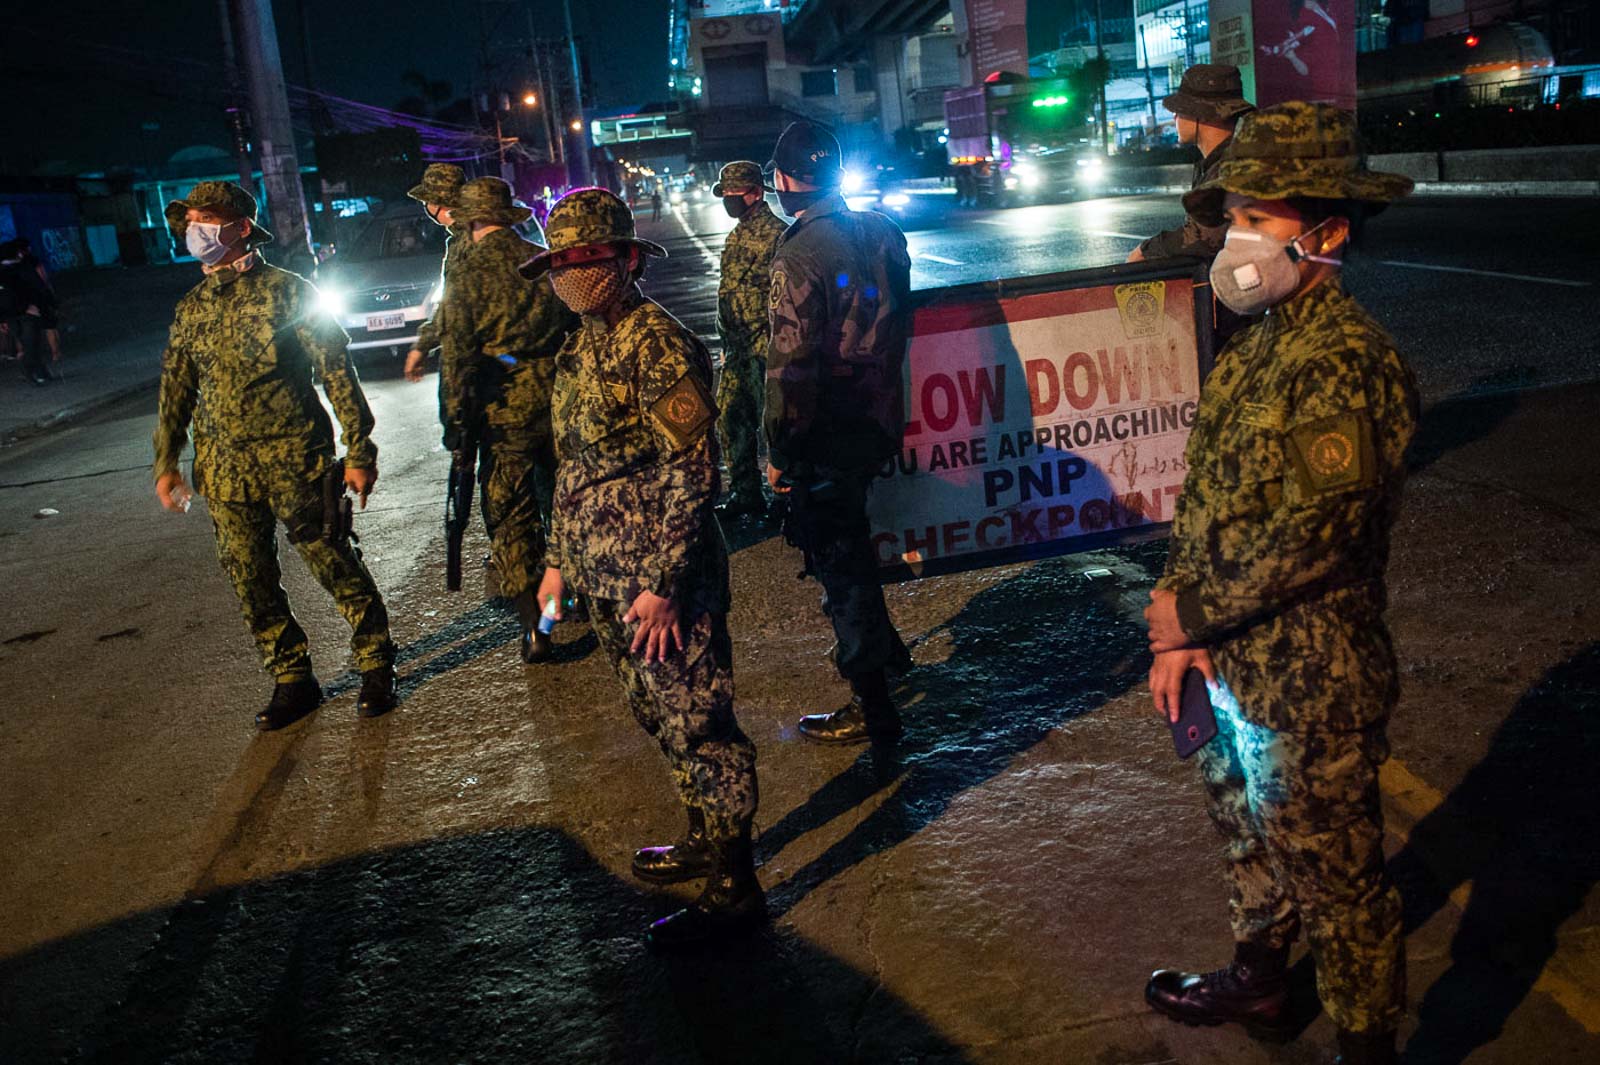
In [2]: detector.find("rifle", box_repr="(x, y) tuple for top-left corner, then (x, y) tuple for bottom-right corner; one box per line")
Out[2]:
(322, 458), (357, 551)
(444, 434), (479, 591)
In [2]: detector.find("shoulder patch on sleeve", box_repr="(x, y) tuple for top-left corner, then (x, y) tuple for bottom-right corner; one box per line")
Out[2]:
(650, 372), (716, 448)
(1286, 411), (1375, 497)
(769, 267), (788, 313)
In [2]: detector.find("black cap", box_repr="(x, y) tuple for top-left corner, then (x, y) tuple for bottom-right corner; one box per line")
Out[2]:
(766, 121), (843, 187)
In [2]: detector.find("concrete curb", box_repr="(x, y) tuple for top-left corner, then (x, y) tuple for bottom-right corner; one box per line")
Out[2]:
(0, 377), (159, 448)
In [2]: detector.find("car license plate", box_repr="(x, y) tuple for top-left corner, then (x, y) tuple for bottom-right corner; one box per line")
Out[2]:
(366, 312), (405, 331)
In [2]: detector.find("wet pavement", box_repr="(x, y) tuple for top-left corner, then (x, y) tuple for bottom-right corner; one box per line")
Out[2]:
(1, 194), (1598, 1063)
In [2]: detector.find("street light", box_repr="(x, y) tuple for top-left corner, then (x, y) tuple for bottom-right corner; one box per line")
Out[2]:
(523, 92), (538, 107)
(570, 119), (582, 132)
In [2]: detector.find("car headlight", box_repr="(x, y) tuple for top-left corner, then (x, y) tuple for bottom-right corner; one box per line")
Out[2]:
(1004, 176), (1019, 190)
(315, 285), (348, 317)
(881, 192), (910, 207)
(1012, 164), (1039, 188)
(841, 169), (866, 195)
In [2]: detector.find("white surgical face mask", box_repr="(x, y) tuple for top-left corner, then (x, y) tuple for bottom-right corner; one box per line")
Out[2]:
(1208, 221), (1340, 316)
(185, 219), (244, 265)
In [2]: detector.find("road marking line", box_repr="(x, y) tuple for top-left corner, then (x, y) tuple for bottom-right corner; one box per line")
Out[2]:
(1378, 260), (1592, 288)
(917, 253), (966, 266)
(974, 218), (1013, 226)
(1090, 231), (1148, 241)
(672, 212), (722, 270)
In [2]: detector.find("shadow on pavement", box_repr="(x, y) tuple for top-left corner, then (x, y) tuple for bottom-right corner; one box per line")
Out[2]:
(1407, 368), (1535, 474)
(1388, 642), (1600, 1064)
(0, 828), (975, 1065)
(320, 599), (597, 703)
(760, 544), (1161, 917)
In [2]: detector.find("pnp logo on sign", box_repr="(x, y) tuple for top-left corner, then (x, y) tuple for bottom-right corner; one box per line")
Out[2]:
(1115, 281), (1166, 338)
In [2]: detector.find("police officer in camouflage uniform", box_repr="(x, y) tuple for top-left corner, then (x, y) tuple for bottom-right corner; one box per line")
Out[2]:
(403, 163), (469, 385)
(1128, 64), (1253, 265)
(1128, 65), (1255, 342)
(436, 177), (578, 663)
(522, 188), (761, 950)
(711, 160), (788, 519)
(153, 182), (397, 730)
(765, 120), (914, 746)
(1141, 103), (1418, 1065)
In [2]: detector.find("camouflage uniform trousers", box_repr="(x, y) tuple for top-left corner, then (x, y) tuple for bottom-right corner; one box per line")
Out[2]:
(476, 357), (558, 602)
(715, 341), (765, 498)
(207, 472), (394, 681)
(1197, 675), (1405, 1033)
(587, 598), (758, 839)
(786, 468), (912, 680)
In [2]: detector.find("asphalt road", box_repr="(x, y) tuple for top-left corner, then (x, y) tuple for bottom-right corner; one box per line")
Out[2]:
(1, 191), (1597, 1064)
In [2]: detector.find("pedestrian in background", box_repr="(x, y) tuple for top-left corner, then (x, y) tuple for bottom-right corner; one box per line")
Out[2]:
(15, 237), (63, 364)
(765, 120), (915, 745)
(650, 187), (663, 222)
(0, 239), (57, 385)
(711, 160), (788, 519)
(151, 182), (397, 729)
(1141, 102), (1419, 1065)
(435, 177), (579, 664)
(525, 188), (762, 949)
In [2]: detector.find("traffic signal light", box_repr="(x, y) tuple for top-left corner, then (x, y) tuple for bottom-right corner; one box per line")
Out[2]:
(1032, 95), (1071, 109)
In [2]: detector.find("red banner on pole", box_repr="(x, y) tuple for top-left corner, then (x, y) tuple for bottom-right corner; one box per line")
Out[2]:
(959, 0), (1032, 84)
(1210, 0), (1357, 111)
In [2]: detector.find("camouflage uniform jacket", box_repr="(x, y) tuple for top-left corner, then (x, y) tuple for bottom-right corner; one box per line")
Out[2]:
(437, 227), (577, 439)
(413, 220), (472, 355)
(717, 200), (788, 353)
(1158, 279), (1419, 732)
(1138, 136), (1234, 261)
(765, 191), (912, 474)
(152, 259), (376, 502)
(548, 287), (730, 614)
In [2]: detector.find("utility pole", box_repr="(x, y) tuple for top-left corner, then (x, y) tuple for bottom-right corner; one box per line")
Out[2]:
(526, 7), (563, 166)
(561, 0), (592, 185)
(229, 0), (312, 266)
(1139, 21), (1157, 136)
(1095, 0), (1110, 155)
(215, 0), (255, 194)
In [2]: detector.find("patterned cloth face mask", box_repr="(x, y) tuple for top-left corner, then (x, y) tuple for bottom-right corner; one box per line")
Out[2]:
(551, 258), (628, 316)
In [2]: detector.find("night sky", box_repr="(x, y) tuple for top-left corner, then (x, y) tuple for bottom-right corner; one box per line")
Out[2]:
(5, 0), (671, 176)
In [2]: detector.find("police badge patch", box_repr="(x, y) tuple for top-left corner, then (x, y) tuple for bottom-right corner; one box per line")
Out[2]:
(1287, 412), (1374, 496)
(650, 373), (716, 447)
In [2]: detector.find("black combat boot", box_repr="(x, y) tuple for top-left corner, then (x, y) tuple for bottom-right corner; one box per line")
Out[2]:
(645, 831), (765, 951)
(632, 806), (714, 884)
(797, 670), (903, 745)
(1145, 941), (1292, 1036)
(512, 590), (553, 664)
(1336, 1028), (1398, 1065)
(356, 664), (397, 718)
(256, 677), (323, 731)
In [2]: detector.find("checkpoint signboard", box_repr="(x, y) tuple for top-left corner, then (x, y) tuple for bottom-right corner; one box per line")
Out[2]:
(869, 262), (1214, 580)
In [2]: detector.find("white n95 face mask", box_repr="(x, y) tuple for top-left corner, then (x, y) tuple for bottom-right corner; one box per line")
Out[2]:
(1209, 222), (1340, 316)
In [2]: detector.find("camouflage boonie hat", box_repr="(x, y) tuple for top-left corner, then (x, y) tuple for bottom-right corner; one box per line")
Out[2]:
(1162, 63), (1254, 124)
(1184, 101), (1415, 218)
(164, 180), (273, 246)
(517, 187), (667, 279)
(407, 163), (467, 205)
(451, 177), (533, 226)
(712, 160), (773, 197)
